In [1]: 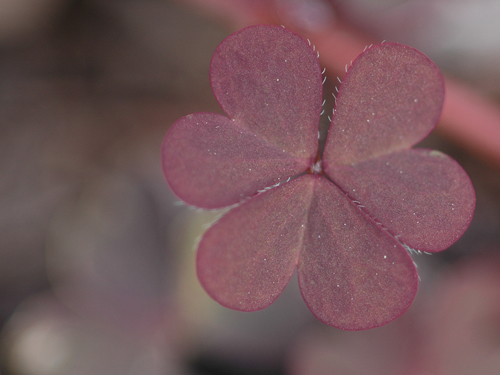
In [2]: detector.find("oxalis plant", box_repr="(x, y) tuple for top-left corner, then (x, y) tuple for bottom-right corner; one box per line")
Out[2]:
(162, 25), (476, 330)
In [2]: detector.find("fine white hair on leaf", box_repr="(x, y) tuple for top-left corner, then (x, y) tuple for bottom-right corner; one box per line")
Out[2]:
(322, 67), (326, 74)
(322, 76), (326, 84)
(192, 234), (203, 252)
(335, 86), (339, 93)
(322, 99), (326, 106)
(327, 115), (331, 122)
(345, 64), (348, 72)
(320, 109), (325, 115)
(281, 24), (285, 28)
(201, 222), (212, 230)
(256, 181), (282, 195)
(402, 243), (422, 256)
(307, 38), (311, 45)
(313, 44), (315, 51)
(332, 92), (336, 99)
(337, 76), (342, 83)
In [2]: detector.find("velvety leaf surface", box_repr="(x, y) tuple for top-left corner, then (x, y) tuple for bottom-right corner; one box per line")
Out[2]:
(298, 176), (418, 330)
(162, 25), (322, 208)
(162, 112), (311, 208)
(327, 149), (476, 252)
(197, 176), (314, 311)
(210, 25), (322, 159)
(324, 43), (444, 166)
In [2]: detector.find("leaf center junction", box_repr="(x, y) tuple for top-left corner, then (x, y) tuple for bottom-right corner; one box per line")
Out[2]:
(309, 159), (323, 175)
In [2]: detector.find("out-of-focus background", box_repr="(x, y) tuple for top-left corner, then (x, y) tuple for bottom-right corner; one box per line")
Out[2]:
(1, 0), (500, 374)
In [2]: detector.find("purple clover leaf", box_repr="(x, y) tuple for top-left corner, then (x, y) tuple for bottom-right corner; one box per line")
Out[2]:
(161, 25), (475, 330)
